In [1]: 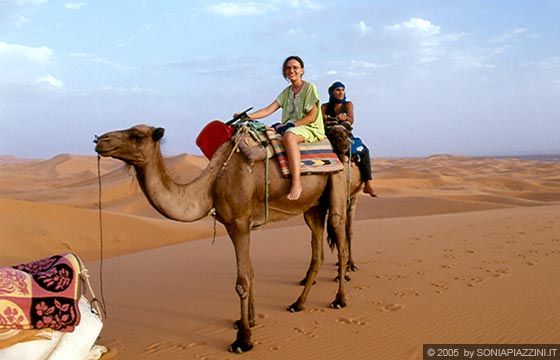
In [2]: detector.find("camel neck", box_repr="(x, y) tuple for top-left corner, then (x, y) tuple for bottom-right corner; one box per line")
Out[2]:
(131, 144), (229, 222)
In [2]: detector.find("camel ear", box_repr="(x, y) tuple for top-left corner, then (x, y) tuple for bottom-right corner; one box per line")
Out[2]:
(153, 127), (165, 141)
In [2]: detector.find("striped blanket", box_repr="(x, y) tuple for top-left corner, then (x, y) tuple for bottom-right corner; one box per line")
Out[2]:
(266, 129), (343, 177)
(0, 253), (82, 332)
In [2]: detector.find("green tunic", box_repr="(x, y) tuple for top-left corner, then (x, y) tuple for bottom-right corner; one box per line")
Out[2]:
(276, 82), (325, 142)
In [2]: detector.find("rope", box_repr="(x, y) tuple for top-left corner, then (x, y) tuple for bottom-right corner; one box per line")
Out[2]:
(346, 139), (353, 208)
(222, 128), (244, 168)
(76, 256), (106, 318)
(244, 121), (270, 225)
(229, 121), (271, 225)
(95, 155), (108, 318)
(210, 208), (217, 245)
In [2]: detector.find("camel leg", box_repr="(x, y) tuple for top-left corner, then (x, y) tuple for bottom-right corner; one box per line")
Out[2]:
(289, 205), (327, 312)
(346, 194), (359, 272)
(226, 222), (255, 353)
(328, 174), (349, 309)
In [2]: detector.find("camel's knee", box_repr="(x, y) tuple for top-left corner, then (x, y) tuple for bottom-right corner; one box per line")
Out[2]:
(329, 212), (345, 229)
(236, 283), (249, 299)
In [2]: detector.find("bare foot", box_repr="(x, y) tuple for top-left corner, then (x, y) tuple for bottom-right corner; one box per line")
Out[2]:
(363, 182), (377, 197)
(287, 184), (303, 201)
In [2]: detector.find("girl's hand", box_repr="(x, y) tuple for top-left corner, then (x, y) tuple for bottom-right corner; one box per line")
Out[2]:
(272, 122), (295, 134)
(232, 112), (252, 120)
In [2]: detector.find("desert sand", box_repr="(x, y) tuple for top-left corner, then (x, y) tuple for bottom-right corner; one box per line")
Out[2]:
(1, 152), (559, 359)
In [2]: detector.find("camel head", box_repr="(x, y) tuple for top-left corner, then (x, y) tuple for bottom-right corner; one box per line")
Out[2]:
(95, 125), (165, 166)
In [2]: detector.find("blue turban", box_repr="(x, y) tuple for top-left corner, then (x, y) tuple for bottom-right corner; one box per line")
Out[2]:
(328, 81), (347, 104)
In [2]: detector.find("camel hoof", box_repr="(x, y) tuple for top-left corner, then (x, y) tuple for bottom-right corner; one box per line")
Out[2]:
(330, 296), (347, 309)
(348, 263), (358, 272)
(287, 302), (305, 313)
(334, 274), (351, 282)
(228, 340), (253, 354)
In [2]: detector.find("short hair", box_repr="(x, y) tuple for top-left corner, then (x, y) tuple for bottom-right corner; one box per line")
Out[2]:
(282, 55), (305, 79)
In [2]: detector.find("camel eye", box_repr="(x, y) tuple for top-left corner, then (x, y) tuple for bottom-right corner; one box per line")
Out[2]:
(129, 132), (144, 141)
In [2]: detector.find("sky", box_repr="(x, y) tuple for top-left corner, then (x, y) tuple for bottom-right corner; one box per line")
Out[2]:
(1, 0), (559, 159)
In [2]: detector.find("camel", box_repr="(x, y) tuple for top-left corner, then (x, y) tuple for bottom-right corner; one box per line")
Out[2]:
(94, 124), (350, 353)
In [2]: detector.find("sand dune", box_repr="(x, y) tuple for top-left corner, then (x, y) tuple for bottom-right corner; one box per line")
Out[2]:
(1, 153), (559, 359)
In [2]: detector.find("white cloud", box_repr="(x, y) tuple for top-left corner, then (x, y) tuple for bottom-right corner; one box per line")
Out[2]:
(325, 59), (385, 78)
(286, 0), (324, 10)
(65, 2), (86, 10)
(37, 74), (63, 88)
(350, 59), (379, 70)
(207, 0), (323, 16)
(451, 52), (495, 69)
(386, 17), (441, 36)
(0, 41), (53, 63)
(286, 28), (317, 39)
(490, 27), (528, 44)
(354, 21), (371, 38)
(386, 18), (444, 63)
(533, 56), (560, 70)
(12, 14), (31, 26)
(208, 2), (275, 16)
(1, 0), (47, 7)
(70, 52), (135, 72)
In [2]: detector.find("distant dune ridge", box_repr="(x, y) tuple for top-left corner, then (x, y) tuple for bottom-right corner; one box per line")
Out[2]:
(1, 153), (559, 359)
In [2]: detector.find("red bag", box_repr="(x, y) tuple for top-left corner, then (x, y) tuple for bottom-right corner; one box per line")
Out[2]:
(196, 120), (235, 159)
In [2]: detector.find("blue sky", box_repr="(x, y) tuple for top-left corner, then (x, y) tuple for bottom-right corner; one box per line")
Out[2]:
(1, 0), (559, 158)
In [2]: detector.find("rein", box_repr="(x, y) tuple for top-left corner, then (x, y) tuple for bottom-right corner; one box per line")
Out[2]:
(95, 155), (108, 318)
(346, 146), (352, 208)
(245, 121), (270, 225)
(220, 121), (271, 226)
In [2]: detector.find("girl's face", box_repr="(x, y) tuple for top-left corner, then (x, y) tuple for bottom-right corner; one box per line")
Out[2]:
(284, 59), (304, 82)
(332, 87), (345, 100)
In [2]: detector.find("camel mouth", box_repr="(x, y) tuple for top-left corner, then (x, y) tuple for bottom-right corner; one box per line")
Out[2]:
(94, 141), (118, 157)
(94, 134), (118, 156)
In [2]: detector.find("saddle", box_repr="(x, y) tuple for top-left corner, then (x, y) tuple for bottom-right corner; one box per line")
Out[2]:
(197, 121), (344, 176)
(0, 253), (84, 332)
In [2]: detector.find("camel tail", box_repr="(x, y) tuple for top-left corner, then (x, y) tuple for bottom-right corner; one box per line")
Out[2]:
(326, 223), (337, 252)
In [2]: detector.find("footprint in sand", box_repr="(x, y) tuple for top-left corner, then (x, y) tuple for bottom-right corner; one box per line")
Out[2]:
(381, 303), (403, 312)
(392, 289), (420, 297)
(493, 268), (510, 276)
(256, 313), (268, 320)
(353, 284), (370, 291)
(336, 317), (367, 325)
(187, 341), (206, 348)
(430, 282), (450, 293)
(305, 308), (326, 314)
(292, 327), (316, 338)
(146, 340), (206, 354)
(454, 276), (484, 287)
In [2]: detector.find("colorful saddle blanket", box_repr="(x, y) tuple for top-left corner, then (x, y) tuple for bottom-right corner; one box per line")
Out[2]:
(265, 129), (344, 177)
(0, 253), (82, 332)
